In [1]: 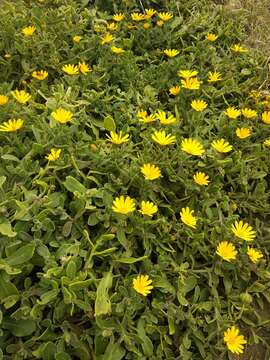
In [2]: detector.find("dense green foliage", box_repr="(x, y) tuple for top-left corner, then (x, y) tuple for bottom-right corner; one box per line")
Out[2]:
(0, 0), (270, 359)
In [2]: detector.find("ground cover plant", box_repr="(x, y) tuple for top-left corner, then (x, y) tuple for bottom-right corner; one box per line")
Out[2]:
(0, 0), (270, 359)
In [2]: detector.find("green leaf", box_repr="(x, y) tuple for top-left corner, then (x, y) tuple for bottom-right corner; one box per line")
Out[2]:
(0, 218), (17, 237)
(0, 273), (19, 304)
(95, 272), (113, 317)
(114, 255), (148, 264)
(2, 318), (36, 337)
(102, 342), (126, 360)
(63, 176), (87, 195)
(103, 116), (116, 132)
(6, 243), (36, 266)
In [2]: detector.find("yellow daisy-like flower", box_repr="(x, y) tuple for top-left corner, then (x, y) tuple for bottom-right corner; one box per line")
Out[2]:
(11, 89), (31, 104)
(22, 26), (36, 36)
(0, 94), (8, 106)
(112, 13), (125, 22)
(191, 99), (208, 112)
(178, 69), (198, 79)
(137, 110), (147, 119)
(107, 22), (118, 31)
(62, 64), (79, 75)
(206, 33), (218, 42)
(32, 70), (48, 80)
(211, 139), (232, 153)
(139, 114), (156, 124)
(241, 108), (257, 119)
(139, 201), (158, 217)
(263, 139), (270, 147)
(163, 49), (179, 58)
(0, 119), (24, 132)
(140, 163), (161, 180)
(101, 33), (114, 45)
(181, 78), (202, 90)
(208, 71), (222, 82)
(73, 35), (82, 43)
(51, 108), (73, 124)
(156, 20), (164, 27)
(231, 44), (248, 53)
(133, 275), (153, 296)
(193, 172), (210, 186)
(106, 131), (129, 145)
(180, 207), (197, 229)
(151, 130), (176, 146)
(262, 111), (270, 124)
(169, 86), (181, 96)
(79, 61), (91, 75)
(145, 8), (156, 19)
(158, 12), (173, 22)
(224, 326), (247, 355)
(216, 241), (237, 261)
(155, 110), (176, 125)
(181, 138), (205, 156)
(131, 12), (145, 21)
(247, 247), (263, 263)
(236, 127), (251, 139)
(111, 46), (125, 54)
(112, 195), (136, 215)
(45, 148), (62, 161)
(231, 220), (256, 241)
(224, 107), (241, 119)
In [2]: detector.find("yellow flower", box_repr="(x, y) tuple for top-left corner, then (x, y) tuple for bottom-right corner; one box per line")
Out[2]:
(155, 110), (176, 125)
(191, 99), (208, 112)
(178, 69), (198, 79)
(208, 71), (222, 82)
(133, 275), (153, 296)
(107, 22), (118, 31)
(112, 195), (136, 214)
(206, 33), (218, 42)
(151, 130), (176, 146)
(247, 247), (263, 263)
(193, 172), (210, 186)
(111, 46), (125, 54)
(224, 106), (241, 119)
(45, 148), (62, 161)
(216, 241), (237, 261)
(224, 326), (247, 355)
(241, 108), (257, 119)
(4, 53), (12, 59)
(140, 163), (161, 180)
(231, 44), (248, 53)
(262, 111), (270, 124)
(106, 131), (129, 144)
(143, 23), (151, 29)
(22, 26), (36, 36)
(181, 78), (202, 90)
(112, 13), (125, 22)
(164, 49), (179, 58)
(145, 8), (156, 19)
(180, 207), (197, 229)
(0, 94), (8, 105)
(51, 108), (73, 124)
(263, 139), (270, 147)
(158, 12), (173, 22)
(32, 70), (48, 80)
(131, 13), (145, 21)
(139, 114), (156, 123)
(0, 119), (24, 132)
(11, 89), (31, 104)
(211, 139), (232, 153)
(62, 64), (79, 75)
(236, 127), (251, 139)
(231, 220), (256, 241)
(101, 33), (114, 45)
(181, 138), (205, 156)
(73, 35), (82, 43)
(169, 86), (181, 96)
(156, 20), (164, 27)
(137, 110), (147, 118)
(79, 61), (91, 75)
(139, 201), (158, 217)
